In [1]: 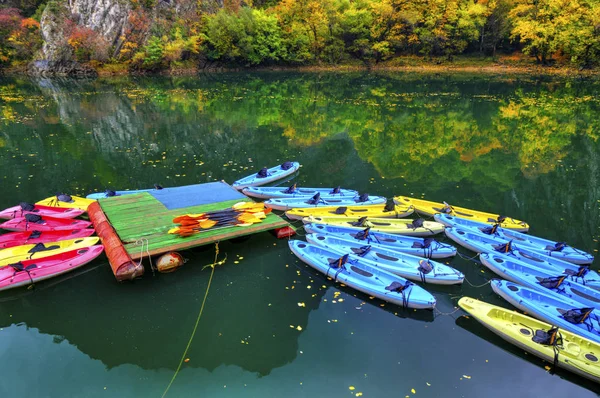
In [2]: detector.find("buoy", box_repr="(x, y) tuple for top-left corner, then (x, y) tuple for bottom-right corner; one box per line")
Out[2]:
(274, 226), (296, 239)
(156, 252), (185, 273)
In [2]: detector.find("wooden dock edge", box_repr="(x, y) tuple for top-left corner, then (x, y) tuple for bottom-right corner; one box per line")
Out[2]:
(88, 202), (144, 281)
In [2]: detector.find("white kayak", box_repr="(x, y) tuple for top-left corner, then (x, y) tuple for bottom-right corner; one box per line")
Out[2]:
(242, 185), (358, 200)
(232, 162), (300, 190)
(435, 214), (593, 265)
(265, 194), (386, 211)
(288, 240), (436, 309)
(306, 234), (464, 285)
(303, 223), (457, 259)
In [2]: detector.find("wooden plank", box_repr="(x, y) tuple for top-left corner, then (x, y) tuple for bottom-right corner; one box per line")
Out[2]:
(127, 217), (289, 259)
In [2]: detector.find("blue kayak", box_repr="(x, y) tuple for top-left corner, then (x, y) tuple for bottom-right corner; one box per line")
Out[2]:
(288, 240), (436, 309)
(265, 194), (386, 211)
(492, 279), (600, 344)
(87, 188), (158, 200)
(480, 253), (600, 309)
(242, 185), (358, 200)
(435, 214), (593, 265)
(232, 161), (300, 190)
(303, 223), (457, 259)
(444, 227), (597, 283)
(306, 234), (464, 285)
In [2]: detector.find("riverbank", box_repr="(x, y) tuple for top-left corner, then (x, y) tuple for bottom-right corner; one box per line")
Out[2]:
(2, 54), (598, 78)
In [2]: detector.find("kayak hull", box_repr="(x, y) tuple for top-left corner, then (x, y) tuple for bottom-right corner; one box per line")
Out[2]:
(242, 186), (358, 200)
(36, 195), (95, 211)
(0, 205), (84, 220)
(285, 204), (414, 221)
(0, 229), (96, 249)
(87, 189), (153, 200)
(0, 237), (100, 267)
(436, 214), (593, 265)
(395, 196), (529, 231)
(265, 196), (387, 211)
(491, 279), (600, 344)
(0, 245), (104, 291)
(0, 216), (92, 232)
(445, 227), (600, 288)
(232, 162), (300, 189)
(480, 253), (600, 310)
(306, 234), (463, 285)
(303, 216), (444, 237)
(289, 240), (435, 309)
(303, 223), (456, 259)
(459, 297), (600, 384)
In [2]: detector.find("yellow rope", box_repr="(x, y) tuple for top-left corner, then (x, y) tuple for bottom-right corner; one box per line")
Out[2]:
(161, 242), (222, 398)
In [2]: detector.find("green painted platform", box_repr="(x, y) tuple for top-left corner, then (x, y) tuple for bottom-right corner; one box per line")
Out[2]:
(98, 189), (289, 260)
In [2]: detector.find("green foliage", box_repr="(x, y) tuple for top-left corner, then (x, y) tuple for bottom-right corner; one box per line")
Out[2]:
(2, 0), (600, 69)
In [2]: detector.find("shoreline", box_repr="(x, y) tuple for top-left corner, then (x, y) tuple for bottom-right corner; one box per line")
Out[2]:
(2, 58), (598, 78)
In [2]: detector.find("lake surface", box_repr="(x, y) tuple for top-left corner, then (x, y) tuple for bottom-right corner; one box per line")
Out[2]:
(0, 72), (599, 397)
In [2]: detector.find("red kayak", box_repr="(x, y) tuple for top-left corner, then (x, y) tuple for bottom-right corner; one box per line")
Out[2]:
(0, 245), (104, 291)
(0, 203), (85, 220)
(0, 214), (92, 232)
(0, 229), (96, 249)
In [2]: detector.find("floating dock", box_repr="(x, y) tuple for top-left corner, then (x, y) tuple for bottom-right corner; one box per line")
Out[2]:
(88, 181), (290, 281)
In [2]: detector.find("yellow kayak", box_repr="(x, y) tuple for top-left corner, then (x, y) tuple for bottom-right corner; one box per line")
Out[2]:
(394, 196), (529, 232)
(459, 297), (600, 384)
(285, 203), (414, 221)
(0, 237), (100, 267)
(302, 216), (444, 236)
(36, 194), (96, 211)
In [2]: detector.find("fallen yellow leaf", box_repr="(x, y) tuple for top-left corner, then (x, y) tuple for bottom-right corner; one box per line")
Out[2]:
(349, 386), (355, 391)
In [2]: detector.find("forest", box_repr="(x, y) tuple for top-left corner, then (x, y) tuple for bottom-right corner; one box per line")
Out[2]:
(0, 0), (599, 72)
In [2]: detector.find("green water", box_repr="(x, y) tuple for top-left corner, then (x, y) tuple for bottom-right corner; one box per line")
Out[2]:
(0, 72), (600, 397)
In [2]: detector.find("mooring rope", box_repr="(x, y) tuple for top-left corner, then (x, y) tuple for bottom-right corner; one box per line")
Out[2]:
(161, 242), (224, 398)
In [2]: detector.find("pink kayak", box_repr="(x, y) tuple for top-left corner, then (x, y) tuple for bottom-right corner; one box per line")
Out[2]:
(0, 214), (92, 232)
(0, 229), (96, 249)
(0, 203), (85, 220)
(0, 245), (104, 291)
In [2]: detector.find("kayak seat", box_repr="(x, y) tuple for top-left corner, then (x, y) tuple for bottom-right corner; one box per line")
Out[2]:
(532, 327), (562, 346)
(334, 206), (347, 214)
(350, 246), (371, 257)
(385, 281), (412, 293)
(19, 202), (36, 212)
(28, 242), (60, 254)
(328, 254), (349, 269)
(412, 238), (434, 249)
